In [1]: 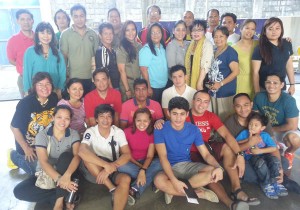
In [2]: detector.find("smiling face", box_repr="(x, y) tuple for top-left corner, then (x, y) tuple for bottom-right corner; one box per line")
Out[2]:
(191, 25), (205, 41)
(53, 109), (71, 132)
(135, 113), (151, 132)
(265, 21), (282, 42)
(35, 78), (52, 100)
(192, 92), (210, 116)
(68, 82), (84, 101)
(173, 23), (187, 41)
(213, 30), (228, 48)
(17, 13), (34, 32)
(207, 10), (219, 28)
(148, 6), (161, 24)
(108, 10), (121, 29)
(125, 23), (137, 42)
(38, 29), (52, 46)
(233, 95), (253, 119)
(265, 75), (284, 95)
(97, 112), (113, 129)
(241, 22), (256, 40)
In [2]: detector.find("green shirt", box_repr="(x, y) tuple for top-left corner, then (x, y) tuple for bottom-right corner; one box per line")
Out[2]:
(60, 25), (99, 79)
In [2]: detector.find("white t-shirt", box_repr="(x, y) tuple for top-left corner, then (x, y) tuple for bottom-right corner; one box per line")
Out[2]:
(162, 85), (197, 109)
(227, 33), (240, 45)
(82, 125), (128, 161)
(205, 32), (215, 45)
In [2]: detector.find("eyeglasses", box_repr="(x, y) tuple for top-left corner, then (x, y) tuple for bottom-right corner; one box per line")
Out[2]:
(265, 81), (281, 86)
(192, 28), (204, 33)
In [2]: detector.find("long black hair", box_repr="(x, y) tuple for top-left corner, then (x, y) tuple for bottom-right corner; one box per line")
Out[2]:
(120, 20), (138, 63)
(146, 22), (165, 56)
(34, 22), (60, 63)
(62, 78), (84, 100)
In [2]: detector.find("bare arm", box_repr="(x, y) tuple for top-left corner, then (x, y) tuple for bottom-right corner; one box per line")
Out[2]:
(118, 63), (132, 98)
(140, 66), (153, 97)
(196, 69), (207, 90)
(211, 61), (239, 90)
(10, 125), (36, 162)
(114, 145), (131, 167)
(272, 117), (298, 133)
(251, 146), (276, 155)
(286, 56), (295, 95)
(86, 117), (97, 128)
(252, 60), (262, 93)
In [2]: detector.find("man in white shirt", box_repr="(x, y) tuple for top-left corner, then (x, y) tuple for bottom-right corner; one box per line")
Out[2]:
(221, 12), (240, 45)
(162, 65), (196, 119)
(205, 9), (219, 44)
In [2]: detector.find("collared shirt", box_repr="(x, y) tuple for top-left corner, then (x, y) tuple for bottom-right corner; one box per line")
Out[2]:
(35, 125), (80, 170)
(120, 97), (163, 126)
(6, 31), (34, 75)
(166, 39), (190, 69)
(60, 25), (99, 79)
(82, 125), (128, 161)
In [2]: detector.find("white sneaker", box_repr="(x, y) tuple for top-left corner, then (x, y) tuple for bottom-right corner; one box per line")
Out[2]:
(164, 193), (173, 204)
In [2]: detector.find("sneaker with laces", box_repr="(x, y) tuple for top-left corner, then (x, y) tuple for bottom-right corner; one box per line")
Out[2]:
(7, 149), (18, 169)
(284, 152), (294, 169)
(262, 184), (278, 199)
(129, 187), (140, 200)
(164, 192), (173, 204)
(127, 194), (136, 206)
(273, 183), (288, 197)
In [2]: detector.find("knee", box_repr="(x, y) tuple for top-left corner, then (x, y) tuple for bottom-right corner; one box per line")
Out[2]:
(154, 172), (167, 189)
(118, 173), (131, 185)
(252, 158), (265, 169)
(13, 184), (24, 200)
(221, 144), (234, 159)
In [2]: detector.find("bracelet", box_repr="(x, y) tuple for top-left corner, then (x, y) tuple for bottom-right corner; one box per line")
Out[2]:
(220, 81), (224, 86)
(140, 167), (147, 171)
(236, 151), (244, 157)
(217, 165), (224, 172)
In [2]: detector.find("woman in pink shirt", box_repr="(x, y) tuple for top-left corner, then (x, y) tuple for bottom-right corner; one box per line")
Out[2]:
(58, 78), (86, 136)
(118, 108), (162, 199)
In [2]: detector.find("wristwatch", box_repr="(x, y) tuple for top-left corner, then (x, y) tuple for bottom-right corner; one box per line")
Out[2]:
(236, 151), (244, 157)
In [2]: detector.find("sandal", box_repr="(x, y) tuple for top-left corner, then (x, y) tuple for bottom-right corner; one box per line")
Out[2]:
(230, 200), (249, 210)
(231, 188), (260, 206)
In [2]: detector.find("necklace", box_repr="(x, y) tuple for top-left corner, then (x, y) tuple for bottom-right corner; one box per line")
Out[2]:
(43, 52), (49, 59)
(36, 96), (49, 107)
(214, 45), (228, 58)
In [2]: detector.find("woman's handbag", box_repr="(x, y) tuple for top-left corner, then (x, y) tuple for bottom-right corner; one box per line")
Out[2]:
(35, 136), (56, 189)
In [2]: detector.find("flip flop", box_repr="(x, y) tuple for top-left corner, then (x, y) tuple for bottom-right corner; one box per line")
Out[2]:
(231, 188), (260, 206)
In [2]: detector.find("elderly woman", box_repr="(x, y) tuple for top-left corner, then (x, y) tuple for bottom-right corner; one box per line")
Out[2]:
(8, 72), (58, 175)
(207, 26), (239, 121)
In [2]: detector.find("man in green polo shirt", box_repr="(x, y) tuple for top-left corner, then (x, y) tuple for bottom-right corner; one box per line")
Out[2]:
(60, 4), (99, 95)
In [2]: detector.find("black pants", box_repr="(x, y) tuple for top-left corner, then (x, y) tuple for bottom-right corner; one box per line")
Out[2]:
(13, 152), (79, 207)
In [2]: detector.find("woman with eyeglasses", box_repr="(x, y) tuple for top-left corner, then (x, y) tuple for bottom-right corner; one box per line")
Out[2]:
(252, 17), (295, 95)
(8, 72), (58, 175)
(139, 23), (168, 103)
(184, 19), (213, 90)
(23, 22), (66, 99)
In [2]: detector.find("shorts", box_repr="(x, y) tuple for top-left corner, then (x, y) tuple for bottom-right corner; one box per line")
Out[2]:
(171, 161), (207, 180)
(191, 141), (225, 163)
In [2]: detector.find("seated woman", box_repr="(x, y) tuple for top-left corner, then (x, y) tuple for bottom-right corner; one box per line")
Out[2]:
(8, 72), (58, 174)
(58, 78), (86, 136)
(118, 108), (162, 199)
(78, 104), (134, 209)
(13, 105), (81, 210)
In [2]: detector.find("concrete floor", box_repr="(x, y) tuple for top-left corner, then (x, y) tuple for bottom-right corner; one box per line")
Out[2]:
(1, 67), (300, 210)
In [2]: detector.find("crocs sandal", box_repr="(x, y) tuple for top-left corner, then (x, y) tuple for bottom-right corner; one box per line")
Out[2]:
(230, 200), (249, 210)
(231, 188), (260, 206)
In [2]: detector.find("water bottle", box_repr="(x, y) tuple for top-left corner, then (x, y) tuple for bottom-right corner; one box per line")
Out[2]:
(66, 178), (79, 204)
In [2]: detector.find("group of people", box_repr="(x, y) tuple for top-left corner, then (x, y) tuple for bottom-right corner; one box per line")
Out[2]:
(6, 3), (300, 210)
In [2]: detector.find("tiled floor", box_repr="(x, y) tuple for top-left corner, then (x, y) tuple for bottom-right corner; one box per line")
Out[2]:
(1, 68), (300, 210)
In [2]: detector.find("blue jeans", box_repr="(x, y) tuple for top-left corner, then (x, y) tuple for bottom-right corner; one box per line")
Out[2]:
(11, 149), (37, 175)
(151, 87), (165, 103)
(118, 158), (162, 194)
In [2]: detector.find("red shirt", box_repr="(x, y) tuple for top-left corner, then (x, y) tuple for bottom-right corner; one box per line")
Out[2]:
(120, 98), (163, 127)
(124, 127), (154, 160)
(84, 88), (122, 118)
(186, 110), (223, 152)
(6, 31), (34, 75)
